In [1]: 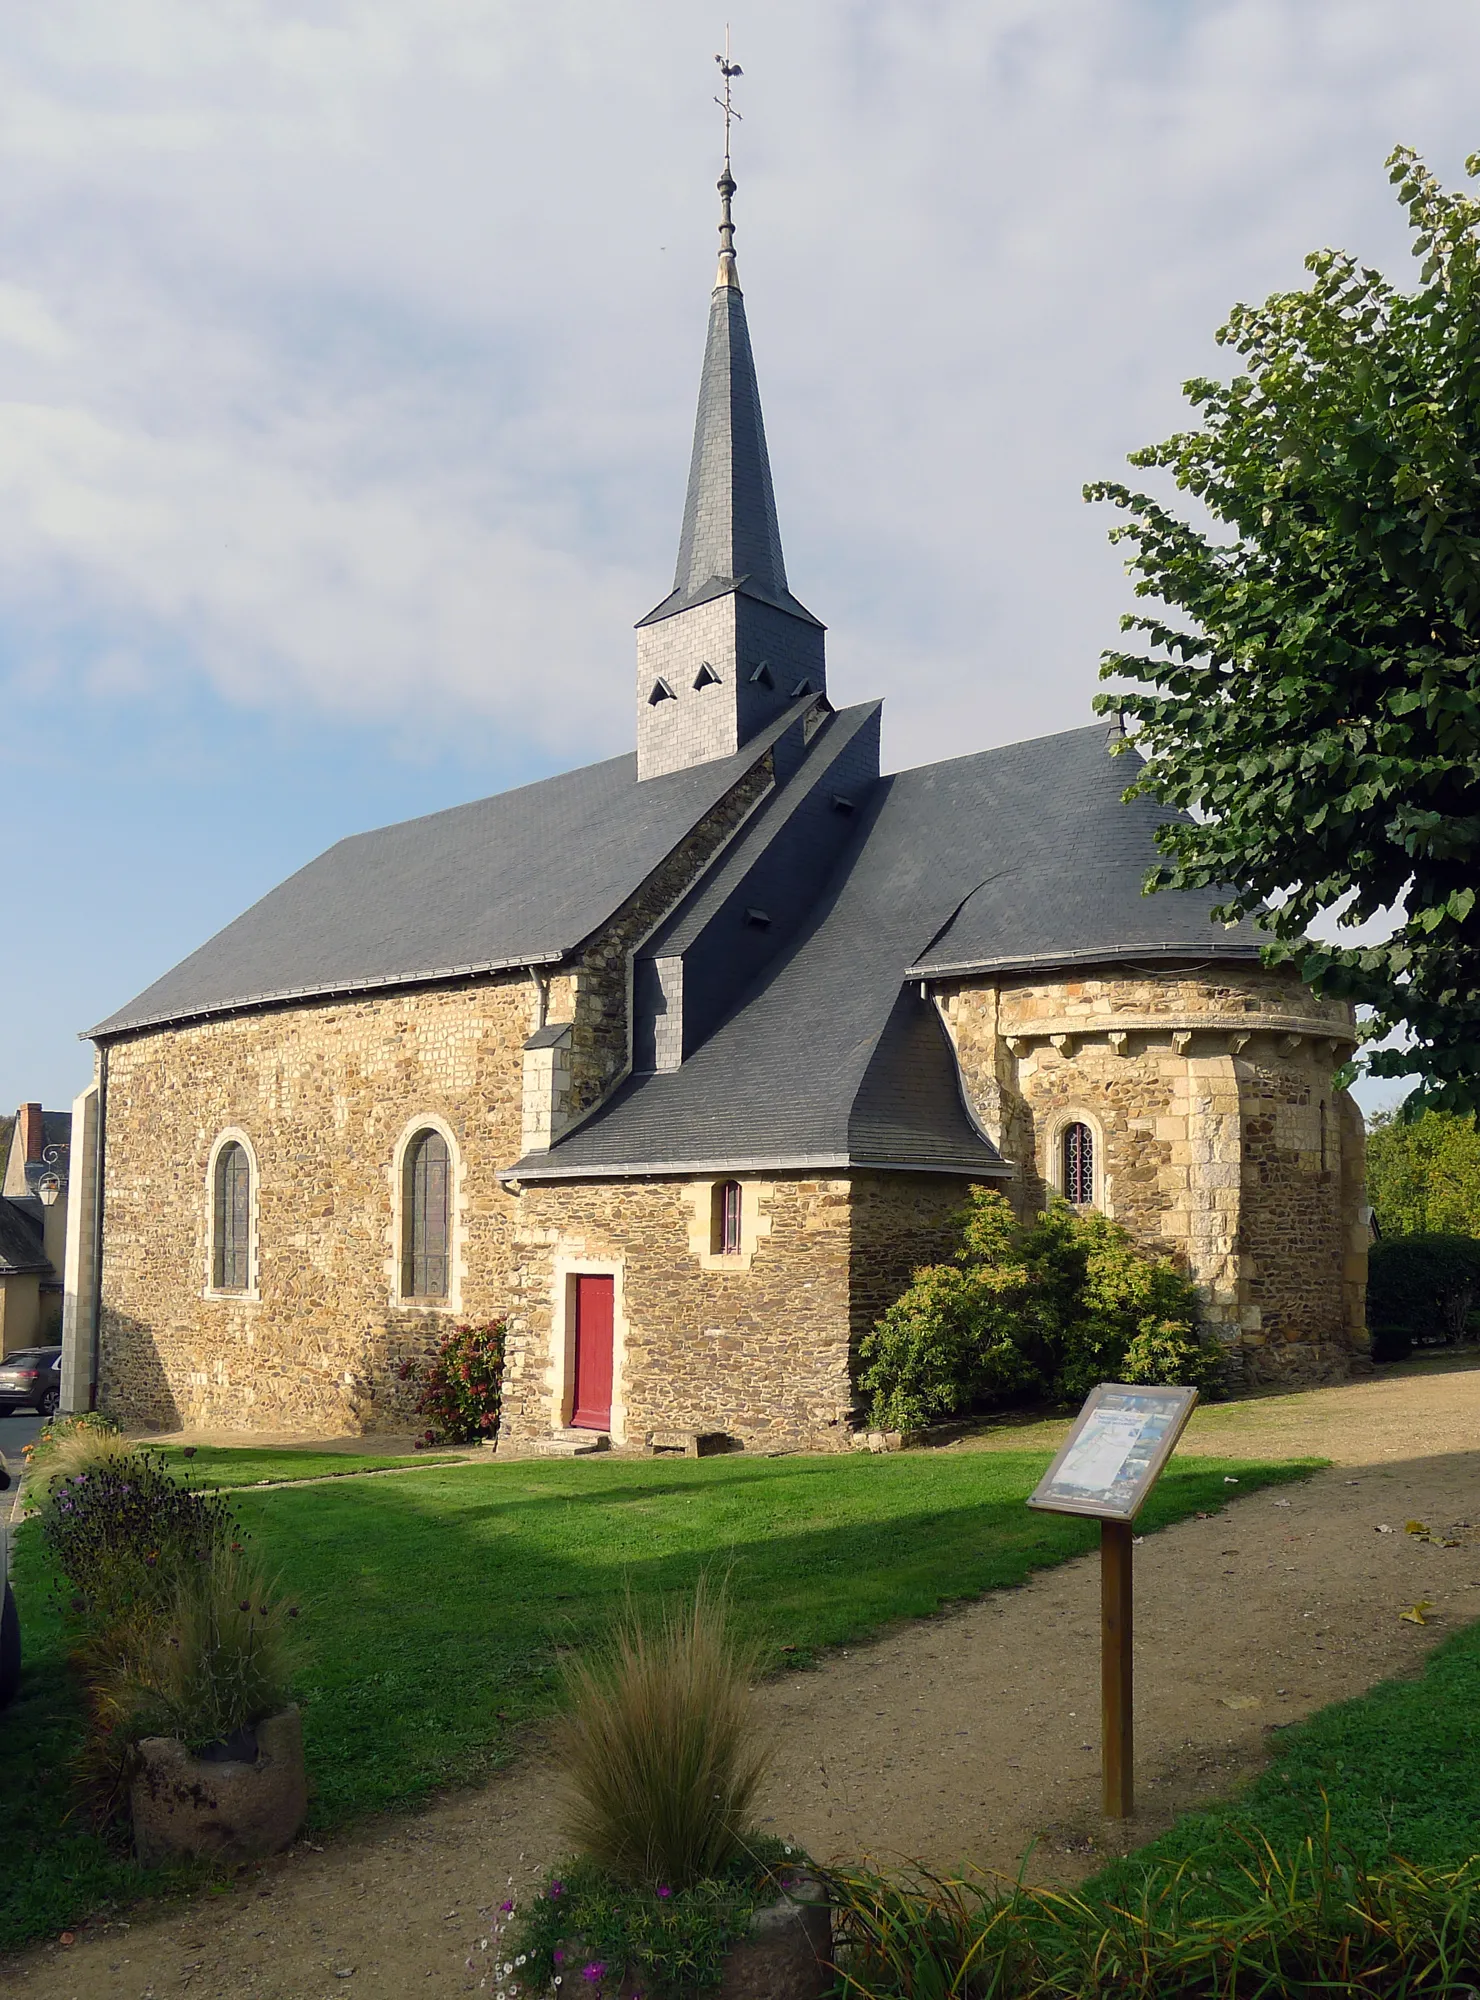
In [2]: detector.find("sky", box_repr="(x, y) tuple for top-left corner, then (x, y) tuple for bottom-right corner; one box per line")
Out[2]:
(2, 0), (1475, 1116)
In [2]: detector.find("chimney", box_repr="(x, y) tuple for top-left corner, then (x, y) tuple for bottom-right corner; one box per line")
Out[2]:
(19, 1103), (43, 1161)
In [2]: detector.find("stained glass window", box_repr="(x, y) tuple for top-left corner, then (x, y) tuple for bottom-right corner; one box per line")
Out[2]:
(405, 1130), (451, 1300)
(214, 1142), (252, 1291)
(1063, 1122), (1094, 1207)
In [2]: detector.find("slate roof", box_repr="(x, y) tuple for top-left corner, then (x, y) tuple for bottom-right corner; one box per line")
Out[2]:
(87, 703), (812, 1040)
(637, 276), (821, 631)
(0, 1197), (50, 1277)
(908, 728), (1266, 976)
(510, 723), (1263, 1181)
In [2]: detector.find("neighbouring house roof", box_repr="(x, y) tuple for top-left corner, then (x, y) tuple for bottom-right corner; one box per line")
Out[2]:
(510, 722), (1260, 1182)
(86, 701), (813, 1040)
(0, 1197), (50, 1277)
(1, 1109), (72, 1203)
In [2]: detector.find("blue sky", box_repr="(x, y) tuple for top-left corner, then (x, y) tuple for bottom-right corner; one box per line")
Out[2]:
(3, 0), (1476, 1114)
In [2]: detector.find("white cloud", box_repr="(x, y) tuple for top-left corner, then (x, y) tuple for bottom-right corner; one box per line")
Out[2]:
(0, 0), (1477, 771)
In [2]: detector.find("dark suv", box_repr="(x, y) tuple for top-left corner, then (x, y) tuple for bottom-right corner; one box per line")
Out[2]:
(0, 1345), (61, 1416)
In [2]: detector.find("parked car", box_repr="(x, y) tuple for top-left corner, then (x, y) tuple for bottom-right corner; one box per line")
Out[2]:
(0, 1344), (61, 1416)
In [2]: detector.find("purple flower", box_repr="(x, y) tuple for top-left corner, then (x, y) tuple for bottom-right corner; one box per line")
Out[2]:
(548, 1882), (564, 1900)
(581, 1965), (605, 1984)
(553, 1951), (565, 1965)
(656, 1885), (671, 1899)
(499, 1900), (513, 1914)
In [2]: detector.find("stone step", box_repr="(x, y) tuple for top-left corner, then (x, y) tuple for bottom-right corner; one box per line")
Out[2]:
(536, 1429), (610, 1457)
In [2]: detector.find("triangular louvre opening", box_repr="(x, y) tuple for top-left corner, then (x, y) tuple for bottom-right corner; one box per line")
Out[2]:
(749, 661), (774, 690)
(693, 661), (722, 690)
(648, 678), (677, 705)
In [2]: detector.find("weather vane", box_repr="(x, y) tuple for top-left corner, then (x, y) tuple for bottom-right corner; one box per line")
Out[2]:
(714, 27), (742, 165)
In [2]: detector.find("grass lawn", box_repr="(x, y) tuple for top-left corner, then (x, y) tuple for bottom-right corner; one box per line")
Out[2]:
(151, 1445), (473, 1488)
(1, 1446), (1314, 1953)
(1087, 1609), (1480, 1899)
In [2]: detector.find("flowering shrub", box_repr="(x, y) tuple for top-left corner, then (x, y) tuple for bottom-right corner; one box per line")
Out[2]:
(858, 1189), (1217, 1434)
(40, 1447), (237, 1630)
(397, 1318), (507, 1446)
(498, 1844), (803, 1999)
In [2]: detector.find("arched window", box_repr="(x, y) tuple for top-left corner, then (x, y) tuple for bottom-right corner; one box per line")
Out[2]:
(213, 1141), (253, 1292)
(403, 1129), (451, 1300)
(1062, 1122), (1094, 1207)
(711, 1179), (743, 1257)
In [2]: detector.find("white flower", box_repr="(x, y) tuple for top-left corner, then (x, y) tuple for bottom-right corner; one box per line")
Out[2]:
(517, 1956), (527, 1966)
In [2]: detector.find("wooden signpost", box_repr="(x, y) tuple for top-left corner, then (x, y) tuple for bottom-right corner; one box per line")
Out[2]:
(1027, 1382), (1199, 1818)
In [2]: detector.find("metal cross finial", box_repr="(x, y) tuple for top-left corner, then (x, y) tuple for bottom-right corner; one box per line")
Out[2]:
(713, 28), (743, 286)
(714, 26), (742, 166)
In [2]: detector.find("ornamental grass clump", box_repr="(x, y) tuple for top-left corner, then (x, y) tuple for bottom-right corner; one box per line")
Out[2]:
(823, 1833), (1480, 1999)
(554, 1577), (770, 1892)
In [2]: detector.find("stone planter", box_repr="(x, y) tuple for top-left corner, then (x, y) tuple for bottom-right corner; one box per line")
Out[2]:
(714, 1880), (833, 2000)
(131, 1705), (307, 1865)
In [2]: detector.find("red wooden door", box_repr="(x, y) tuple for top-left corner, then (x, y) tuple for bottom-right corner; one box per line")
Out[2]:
(571, 1274), (615, 1431)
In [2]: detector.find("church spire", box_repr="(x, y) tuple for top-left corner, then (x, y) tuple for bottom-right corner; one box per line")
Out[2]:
(634, 46), (826, 782)
(664, 158), (791, 612)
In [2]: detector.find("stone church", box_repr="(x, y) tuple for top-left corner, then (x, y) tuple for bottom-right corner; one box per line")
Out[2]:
(66, 164), (1369, 1448)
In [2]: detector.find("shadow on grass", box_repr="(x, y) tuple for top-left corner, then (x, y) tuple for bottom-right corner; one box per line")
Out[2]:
(1, 1446), (1321, 1955)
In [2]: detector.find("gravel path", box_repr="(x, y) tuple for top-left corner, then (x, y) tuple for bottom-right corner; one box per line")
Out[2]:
(10, 1355), (1480, 2000)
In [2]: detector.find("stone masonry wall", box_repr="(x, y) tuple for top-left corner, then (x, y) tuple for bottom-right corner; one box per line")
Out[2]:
(941, 960), (1366, 1383)
(848, 1171), (973, 1346)
(503, 1174), (865, 1452)
(98, 976), (535, 1434)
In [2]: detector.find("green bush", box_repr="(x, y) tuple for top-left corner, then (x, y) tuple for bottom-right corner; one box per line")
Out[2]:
(1366, 1109), (1480, 1239)
(858, 1190), (1217, 1433)
(396, 1317), (506, 1446)
(1367, 1233), (1480, 1349)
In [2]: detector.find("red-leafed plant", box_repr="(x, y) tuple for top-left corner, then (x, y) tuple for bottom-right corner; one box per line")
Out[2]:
(397, 1319), (507, 1447)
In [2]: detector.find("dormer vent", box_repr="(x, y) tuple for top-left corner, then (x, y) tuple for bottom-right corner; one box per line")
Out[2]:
(648, 678), (677, 705)
(748, 662), (774, 690)
(693, 661), (722, 689)
(790, 678), (812, 698)
(830, 794), (855, 814)
(744, 907), (771, 929)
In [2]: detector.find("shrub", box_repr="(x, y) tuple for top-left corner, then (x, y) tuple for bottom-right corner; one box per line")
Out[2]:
(1367, 1233), (1480, 1349)
(553, 1578), (770, 1892)
(397, 1317), (507, 1446)
(858, 1190), (1215, 1433)
(1366, 1108), (1480, 1239)
(39, 1448), (237, 1631)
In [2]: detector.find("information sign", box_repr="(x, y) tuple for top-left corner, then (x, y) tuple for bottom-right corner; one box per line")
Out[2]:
(1024, 1381), (1200, 1819)
(1027, 1382), (1198, 1523)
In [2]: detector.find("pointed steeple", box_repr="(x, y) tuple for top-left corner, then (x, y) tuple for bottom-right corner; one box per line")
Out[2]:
(635, 131), (826, 781)
(643, 157), (816, 627)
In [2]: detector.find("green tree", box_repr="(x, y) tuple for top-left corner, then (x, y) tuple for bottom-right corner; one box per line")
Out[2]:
(1366, 1109), (1480, 1237)
(1087, 146), (1480, 1113)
